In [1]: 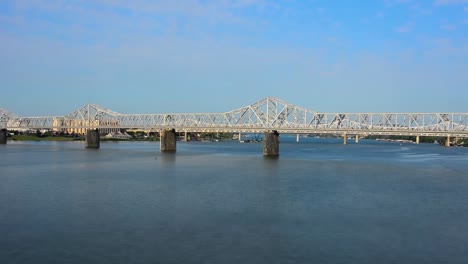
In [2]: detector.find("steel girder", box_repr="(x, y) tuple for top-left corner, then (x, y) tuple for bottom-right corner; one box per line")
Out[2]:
(0, 108), (17, 129)
(3, 98), (468, 136)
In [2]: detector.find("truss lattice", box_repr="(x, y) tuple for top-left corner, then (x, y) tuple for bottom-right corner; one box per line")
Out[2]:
(2, 97), (468, 136)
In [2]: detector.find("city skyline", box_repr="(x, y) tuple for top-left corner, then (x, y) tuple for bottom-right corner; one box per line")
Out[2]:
(1, 0), (467, 116)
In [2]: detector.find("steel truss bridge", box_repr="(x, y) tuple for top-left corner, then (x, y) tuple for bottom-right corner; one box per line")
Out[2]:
(1, 97), (468, 137)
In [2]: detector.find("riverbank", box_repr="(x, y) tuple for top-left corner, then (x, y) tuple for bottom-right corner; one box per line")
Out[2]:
(9, 135), (82, 141)
(8, 135), (162, 142)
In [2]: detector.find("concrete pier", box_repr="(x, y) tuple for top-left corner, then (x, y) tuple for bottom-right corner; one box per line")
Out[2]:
(296, 133), (300, 142)
(263, 130), (279, 156)
(161, 129), (176, 152)
(0, 129), (7, 144)
(355, 135), (359, 144)
(445, 135), (451, 147)
(184, 131), (189, 142)
(85, 129), (100, 149)
(343, 132), (347, 145)
(416, 135), (420, 144)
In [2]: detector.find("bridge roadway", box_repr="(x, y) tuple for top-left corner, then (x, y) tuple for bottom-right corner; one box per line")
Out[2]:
(1, 97), (468, 154)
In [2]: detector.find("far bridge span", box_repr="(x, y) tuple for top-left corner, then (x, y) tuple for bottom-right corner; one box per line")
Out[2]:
(1, 97), (467, 155)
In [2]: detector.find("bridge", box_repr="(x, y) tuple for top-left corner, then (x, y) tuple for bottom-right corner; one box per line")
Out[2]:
(1, 97), (467, 154)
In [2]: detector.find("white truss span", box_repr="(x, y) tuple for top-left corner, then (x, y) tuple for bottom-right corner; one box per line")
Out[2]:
(2, 97), (468, 137)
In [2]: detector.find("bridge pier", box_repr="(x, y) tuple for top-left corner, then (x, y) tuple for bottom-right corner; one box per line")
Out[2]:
(445, 135), (451, 147)
(161, 129), (176, 152)
(0, 129), (7, 144)
(184, 131), (189, 142)
(263, 130), (279, 156)
(416, 135), (420, 144)
(343, 132), (347, 145)
(296, 133), (300, 142)
(85, 129), (100, 149)
(355, 135), (359, 144)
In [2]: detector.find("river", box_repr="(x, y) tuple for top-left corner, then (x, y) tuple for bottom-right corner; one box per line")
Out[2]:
(1, 137), (467, 263)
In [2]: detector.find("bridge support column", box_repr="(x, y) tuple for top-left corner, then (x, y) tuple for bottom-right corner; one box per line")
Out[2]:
(296, 133), (300, 142)
(355, 135), (359, 144)
(0, 129), (7, 144)
(263, 131), (279, 156)
(85, 129), (100, 149)
(343, 132), (347, 145)
(184, 131), (189, 142)
(416, 135), (420, 144)
(445, 135), (451, 147)
(238, 132), (242, 142)
(161, 129), (176, 152)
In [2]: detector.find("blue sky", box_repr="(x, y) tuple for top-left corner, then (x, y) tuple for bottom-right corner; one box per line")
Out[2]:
(0, 0), (467, 116)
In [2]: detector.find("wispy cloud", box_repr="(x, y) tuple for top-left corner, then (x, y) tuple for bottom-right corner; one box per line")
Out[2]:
(316, 7), (326, 13)
(409, 3), (433, 15)
(8, 0), (280, 29)
(1, 0), (284, 49)
(440, 23), (457, 30)
(385, 0), (414, 6)
(395, 24), (413, 33)
(434, 0), (468, 5)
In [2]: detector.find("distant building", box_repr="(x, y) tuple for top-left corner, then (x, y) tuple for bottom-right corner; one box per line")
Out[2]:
(52, 118), (120, 134)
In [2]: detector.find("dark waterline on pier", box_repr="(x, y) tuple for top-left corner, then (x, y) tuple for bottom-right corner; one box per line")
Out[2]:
(1, 138), (468, 264)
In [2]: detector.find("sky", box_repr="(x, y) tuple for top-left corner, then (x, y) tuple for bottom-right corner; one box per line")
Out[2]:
(0, 0), (467, 116)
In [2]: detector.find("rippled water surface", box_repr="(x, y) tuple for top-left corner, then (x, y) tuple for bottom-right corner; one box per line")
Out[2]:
(1, 138), (468, 264)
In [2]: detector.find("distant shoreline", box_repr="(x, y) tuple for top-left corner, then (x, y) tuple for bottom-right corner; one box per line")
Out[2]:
(8, 135), (151, 142)
(9, 135), (82, 141)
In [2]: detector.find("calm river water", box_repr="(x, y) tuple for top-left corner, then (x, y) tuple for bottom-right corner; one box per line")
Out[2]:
(1, 137), (468, 264)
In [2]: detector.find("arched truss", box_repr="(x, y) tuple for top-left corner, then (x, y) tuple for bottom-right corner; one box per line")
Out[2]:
(0, 108), (17, 129)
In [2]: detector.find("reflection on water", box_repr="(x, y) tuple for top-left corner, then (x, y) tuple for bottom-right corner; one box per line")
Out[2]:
(159, 151), (176, 165)
(0, 139), (468, 264)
